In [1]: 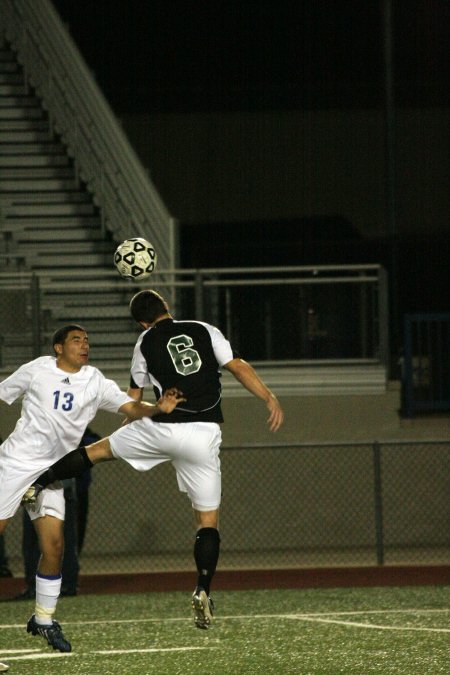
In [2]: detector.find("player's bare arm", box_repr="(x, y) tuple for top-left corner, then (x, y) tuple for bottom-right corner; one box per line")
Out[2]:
(224, 358), (284, 432)
(120, 388), (185, 420)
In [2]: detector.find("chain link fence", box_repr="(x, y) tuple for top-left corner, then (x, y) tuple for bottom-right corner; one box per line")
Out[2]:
(2, 440), (448, 579)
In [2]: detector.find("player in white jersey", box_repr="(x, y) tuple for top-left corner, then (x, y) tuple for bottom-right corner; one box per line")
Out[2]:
(0, 324), (183, 657)
(23, 292), (284, 631)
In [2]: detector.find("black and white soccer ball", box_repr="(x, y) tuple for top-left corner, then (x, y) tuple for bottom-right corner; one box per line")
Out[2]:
(113, 238), (157, 280)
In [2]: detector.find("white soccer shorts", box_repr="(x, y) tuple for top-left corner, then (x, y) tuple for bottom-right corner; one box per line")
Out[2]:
(109, 418), (222, 511)
(0, 457), (65, 522)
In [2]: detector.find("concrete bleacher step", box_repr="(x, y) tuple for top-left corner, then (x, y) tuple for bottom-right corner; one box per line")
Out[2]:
(0, 107), (44, 120)
(55, 304), (130, 319)
(44, 291), (131, 306)
(0, 84), (33, 95)
(15, 227), (104, 242)
(1, 216), (102, 233)
(0, 220), (101, 241)
(0, 177), (80, 192)
(0, 95), (40, 107)
(4, 191), (91, 204)
(0, 72), (23, 83)
(29, 252), (113, 268)
(0, 154), (69, 167)
(0, 166), (75, 179)
(0, 130), (53, 142)
(8, 202), (95, 216)
(0, 142), (67, 155)
(0, 129), (55, 145)
(23, 241), (113, 255)
(0, 62), (18, 74)
(0, 119), (50, 131)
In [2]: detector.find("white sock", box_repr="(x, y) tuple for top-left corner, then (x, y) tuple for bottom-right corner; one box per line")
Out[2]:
(34, 573), (61, 625)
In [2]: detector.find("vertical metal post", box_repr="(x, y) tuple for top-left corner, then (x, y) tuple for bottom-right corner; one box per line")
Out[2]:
(225, 288), (232, 340)
(359, 272), (368, 358)
(30, 274), (42, 358)
(194, 270), (204, 321)
(382, 0), (399, 376)
(378, 266), (389, 367)
(403, 315), (413, 417)
(264, 298), (273, 360)
(373, 441), (385, 565)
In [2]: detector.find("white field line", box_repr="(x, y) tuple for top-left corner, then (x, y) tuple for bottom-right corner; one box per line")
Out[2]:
(0, 608), (448, 635)
(2, 647), (207, 663)
(293, 616), (450, 633)
(2, 653), (74, 662)
(96, 647), (208, 654)
(0, 649), (40, 655)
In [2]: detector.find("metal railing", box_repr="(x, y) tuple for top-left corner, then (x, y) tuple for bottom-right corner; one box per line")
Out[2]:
(0, 264), (389, 370)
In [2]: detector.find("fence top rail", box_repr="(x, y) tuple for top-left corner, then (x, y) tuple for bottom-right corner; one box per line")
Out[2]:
(0, 263), (384, 281)
(222, 439), (450, 450)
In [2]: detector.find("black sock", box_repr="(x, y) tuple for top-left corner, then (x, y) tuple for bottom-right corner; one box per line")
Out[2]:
(35, 446), (93, 488)
(194, 527), (221, 596)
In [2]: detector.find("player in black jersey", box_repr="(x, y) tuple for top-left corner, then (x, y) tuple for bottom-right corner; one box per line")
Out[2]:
(23, 290), (284, 630)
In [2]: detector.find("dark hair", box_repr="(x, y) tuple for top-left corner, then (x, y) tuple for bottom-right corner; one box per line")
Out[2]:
(129, 290), (168, 324)
(52, 324), (87, 354)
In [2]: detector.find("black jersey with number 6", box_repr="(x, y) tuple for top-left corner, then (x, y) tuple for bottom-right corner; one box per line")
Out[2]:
(129, 318), (236, 423)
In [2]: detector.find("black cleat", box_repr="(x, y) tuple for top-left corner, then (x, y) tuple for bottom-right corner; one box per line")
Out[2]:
(21, 483), (43, 507)
(26, 614), (72, 652)
(191, 588), (214, 629)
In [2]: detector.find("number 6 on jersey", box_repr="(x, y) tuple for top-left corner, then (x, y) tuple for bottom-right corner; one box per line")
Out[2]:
(167, 335), (202, 375)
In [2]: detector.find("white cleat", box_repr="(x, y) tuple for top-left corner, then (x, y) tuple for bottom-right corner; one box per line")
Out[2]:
(21, 484), (43, 507)
(191, 588), (214, 629)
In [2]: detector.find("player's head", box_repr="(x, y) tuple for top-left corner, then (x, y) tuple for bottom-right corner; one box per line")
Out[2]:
(52, 324), (87, 354)
(129, 290), (169, 325)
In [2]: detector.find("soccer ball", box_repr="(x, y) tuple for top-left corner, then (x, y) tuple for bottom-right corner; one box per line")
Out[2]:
(113, 238), (157, 280)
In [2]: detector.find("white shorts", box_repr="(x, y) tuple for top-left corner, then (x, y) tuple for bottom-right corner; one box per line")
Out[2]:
(109, 419), (222, 511)
(26, 484), (65, 522)
(0, 453), (65, 522)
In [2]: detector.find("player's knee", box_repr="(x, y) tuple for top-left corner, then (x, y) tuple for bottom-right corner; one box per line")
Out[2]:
(87, 438), (113, 463)
(194, 508), (219, 530)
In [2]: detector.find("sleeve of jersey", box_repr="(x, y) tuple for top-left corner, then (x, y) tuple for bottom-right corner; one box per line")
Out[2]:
(129, 337), (151, 389)
(0, 361), (34, 404)
(207, 324), (237, 365)
(98, 377), (134, 413)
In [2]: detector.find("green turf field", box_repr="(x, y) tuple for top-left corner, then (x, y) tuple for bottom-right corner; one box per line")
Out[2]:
(0, 585), (448, 674)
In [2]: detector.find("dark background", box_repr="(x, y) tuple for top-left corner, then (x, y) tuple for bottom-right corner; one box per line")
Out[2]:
(52, 1), (450, 350)
(53, 0), (448, 114)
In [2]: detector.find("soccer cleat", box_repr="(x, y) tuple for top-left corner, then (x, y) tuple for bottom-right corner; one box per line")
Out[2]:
(191, 588), (214, 629)
(26, 614), (72, 652)
(21, 483), (43, 507)
(0, 662), (9, 672)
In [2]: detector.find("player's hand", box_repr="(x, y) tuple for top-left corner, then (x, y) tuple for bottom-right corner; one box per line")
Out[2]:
(266, 395), (284, 432)
(156, 388), (186, 414)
